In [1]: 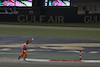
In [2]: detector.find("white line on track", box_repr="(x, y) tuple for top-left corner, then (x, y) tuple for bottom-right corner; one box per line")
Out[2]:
(25, 59), (50, 62)
(82, 60), (100, 63)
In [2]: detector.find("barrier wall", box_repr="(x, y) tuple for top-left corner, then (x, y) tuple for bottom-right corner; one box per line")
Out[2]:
(0, 7), (100, 23)
(1, 14), (100, 23)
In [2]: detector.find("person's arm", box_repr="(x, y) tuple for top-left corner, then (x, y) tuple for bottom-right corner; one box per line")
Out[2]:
(28, 41), (32, 44)
(29, 38), (34, 43)
(28, 38), (34, 44)
(23, 45), (25, 50)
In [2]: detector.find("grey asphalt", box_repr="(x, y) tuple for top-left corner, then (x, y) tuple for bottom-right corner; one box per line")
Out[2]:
(0, 59), (100, 67)
(0, 35), (100, 54)
(0, 35), (100, 44)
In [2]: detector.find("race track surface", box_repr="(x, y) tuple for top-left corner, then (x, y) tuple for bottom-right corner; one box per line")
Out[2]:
(0, 59), (100, 67)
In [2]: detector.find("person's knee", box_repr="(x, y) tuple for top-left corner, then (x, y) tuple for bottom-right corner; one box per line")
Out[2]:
(25, 54), (27, 56)
(21, 53), (24, 56)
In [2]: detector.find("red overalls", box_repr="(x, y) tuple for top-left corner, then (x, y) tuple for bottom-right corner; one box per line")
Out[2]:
(19, 41), (31, 60)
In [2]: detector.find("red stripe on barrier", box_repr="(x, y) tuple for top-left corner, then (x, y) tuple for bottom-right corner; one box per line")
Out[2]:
(50, 60), (83, 62)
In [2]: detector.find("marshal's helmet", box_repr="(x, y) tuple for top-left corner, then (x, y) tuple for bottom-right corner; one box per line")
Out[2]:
(26, 40), (29, 44)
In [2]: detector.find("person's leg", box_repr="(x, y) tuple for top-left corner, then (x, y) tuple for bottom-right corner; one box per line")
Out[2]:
(18, 50), (25, 60)
(24, 50), (27, 60)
